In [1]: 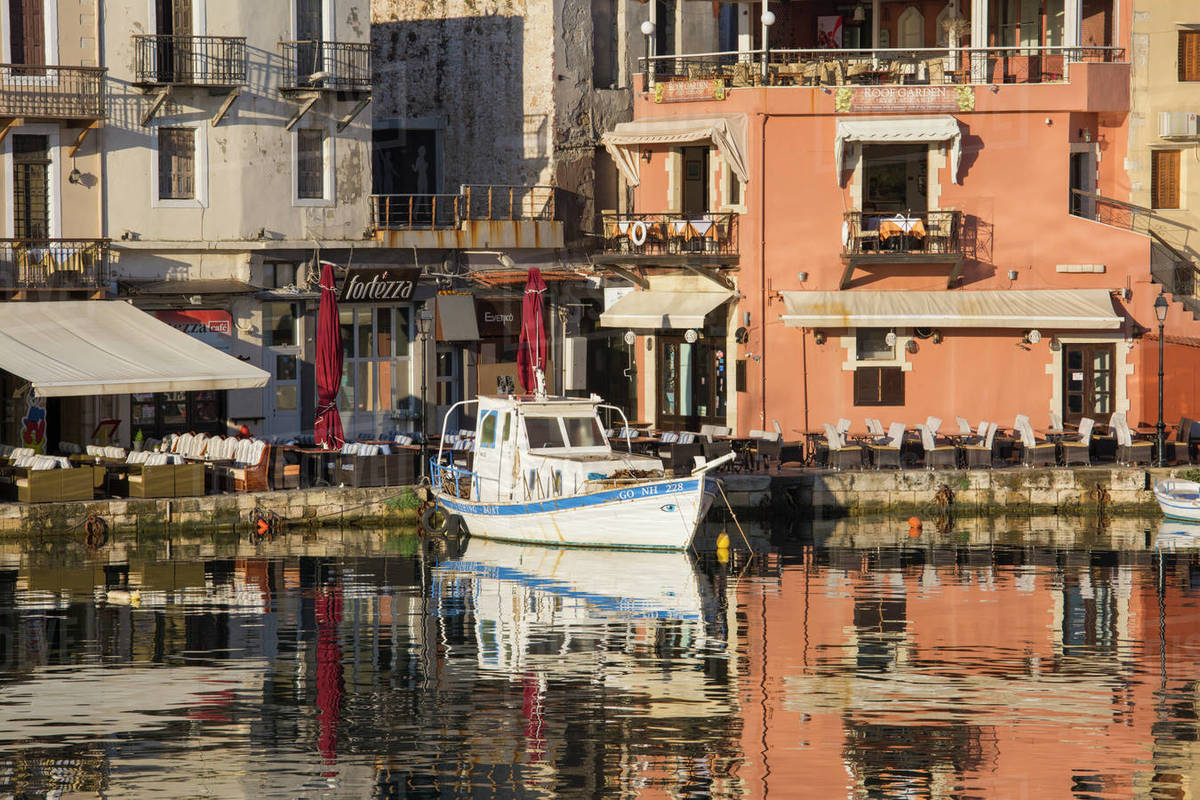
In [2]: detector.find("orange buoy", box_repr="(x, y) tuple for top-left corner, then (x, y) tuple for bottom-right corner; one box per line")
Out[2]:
(908, 516), (921, 528)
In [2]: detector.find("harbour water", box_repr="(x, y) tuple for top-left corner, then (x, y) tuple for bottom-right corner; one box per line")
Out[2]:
(0, 518), (1196, 798)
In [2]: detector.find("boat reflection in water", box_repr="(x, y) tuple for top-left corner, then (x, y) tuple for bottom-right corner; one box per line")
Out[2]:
(1155, 518), (1200, 550)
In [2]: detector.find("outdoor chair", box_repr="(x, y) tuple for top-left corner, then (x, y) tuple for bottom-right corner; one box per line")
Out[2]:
(822, 423), (863, 470)
(1016, 415), (1057, 466)
(1111, 412), (1152, 465)
(866, 418), (886, 437)
(747, 430), (782, 472)
(867, 422), (905, 469)
(955, 417), (973, 437)
(223, 439), (270, 492)
(124, 452), (204, 498)
(1059, 417), (1095, 466)
(1172, 417), (1197, 464)
(3, 455), (97, 503)
(959, 422), (998, 468)
(920, 425), (957, 469)
(699, 424), (732, 442)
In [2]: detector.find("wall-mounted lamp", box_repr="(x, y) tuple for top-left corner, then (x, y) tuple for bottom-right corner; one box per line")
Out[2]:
(1007, 269), (1018, 281)
(1044, 117), (1053, 126)
(68, 167), (82, 185)
(813, 330), (827, 345)
(640, 148), (652, 163)
(905, 339), (919, 354)
(989, 84), (999, 93)
(797, 271), (808, 283)
(931, 329), (943, 344)
(1023, 329), (1042, 345)
(1049, 336), (1061, 351)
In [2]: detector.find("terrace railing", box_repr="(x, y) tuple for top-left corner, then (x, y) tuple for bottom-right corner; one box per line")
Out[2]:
(0, 239), (110, 290)
(278, 40), (371, 92)
(373, 185), (561, 231)
(133, 35), (247, 87)
(0, 65), (106, 119)
(462, 185), (557, 221)
(372, 194), (463, 230)
(600, 211), (739, 257)
(842, 210), (962, 256)
(642, 46), (1125, 88)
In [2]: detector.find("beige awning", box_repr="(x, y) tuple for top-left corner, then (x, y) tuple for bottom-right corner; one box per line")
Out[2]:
(779, 290), (1123, 330)
(0, 300), (269, 397)
(600, 290), (734, 329)
(835, 116), (962, 184)
(601, 114), (749, 187)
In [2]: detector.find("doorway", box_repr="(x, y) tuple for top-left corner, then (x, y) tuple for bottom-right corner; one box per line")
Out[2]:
(295, 0), (324, 85)
(9, 0), (46, 69)
(656, 334), (727, 432)
(681, 146), (709, 218)
(435, 345), (464, 433)
(1062, 343), (1114, 425)
(1068, 151), (1095, 217)
(12, 134), (50, 239)
(155, 0), (192, 82)
(862, 144), (928, 214)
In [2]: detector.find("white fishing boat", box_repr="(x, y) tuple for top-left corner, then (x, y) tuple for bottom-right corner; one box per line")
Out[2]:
(1154, 479), (1200, 522)
(427, 391), (727, 550)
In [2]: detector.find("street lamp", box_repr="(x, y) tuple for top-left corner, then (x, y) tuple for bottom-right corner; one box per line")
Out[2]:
(1155, 293), (1169, 467)
(417, 305), (434, 479)
(641, 20), (656, 91)
(761, 9), (776, 82)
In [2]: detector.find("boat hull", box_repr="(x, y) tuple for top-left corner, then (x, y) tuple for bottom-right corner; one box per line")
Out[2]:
(1155, 480), (1200, 522)
(433, 476), (719, 550)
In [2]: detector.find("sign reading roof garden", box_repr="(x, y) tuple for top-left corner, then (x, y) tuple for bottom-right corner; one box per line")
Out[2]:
(834, 86), (975, 113)
(338, 268), (421, 303)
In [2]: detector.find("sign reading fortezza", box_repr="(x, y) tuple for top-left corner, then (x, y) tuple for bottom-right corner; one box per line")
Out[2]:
(338, 268), (421, 303)
(835, 85), (975, 113)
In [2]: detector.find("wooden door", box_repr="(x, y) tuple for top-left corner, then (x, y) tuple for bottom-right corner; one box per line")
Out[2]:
(9, 0), (45, 70)
(681, 147), (709, 218)
(1062, 343), (1114, 425)
(656, 336), (723, 432)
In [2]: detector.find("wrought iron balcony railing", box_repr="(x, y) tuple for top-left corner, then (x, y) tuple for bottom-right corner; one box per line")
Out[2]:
(278, 41), (371, 93)
(462, 185), (557, 221)
(842, 210), (962, 256)
(133, 35), (247, 87)
(0, 239), (110, 290)
(600, 212), (739, 256)
(0, 65), (106, 120)
(372, 186), (560, 230)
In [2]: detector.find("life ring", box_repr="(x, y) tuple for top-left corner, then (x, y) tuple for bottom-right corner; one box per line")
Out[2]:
(84, 515), (108, 550)
(630, 220), (648, 247)
(420, 504), (449, 535)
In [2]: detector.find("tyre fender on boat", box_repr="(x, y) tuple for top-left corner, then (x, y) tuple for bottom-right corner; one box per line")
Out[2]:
(420, 503), (449, 535)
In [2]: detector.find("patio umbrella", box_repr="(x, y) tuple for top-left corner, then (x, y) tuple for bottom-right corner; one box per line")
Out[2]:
(517, 267), (548, 394)
(314, 261), (345, 450)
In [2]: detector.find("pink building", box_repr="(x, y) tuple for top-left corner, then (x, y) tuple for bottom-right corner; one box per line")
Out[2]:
(596, 0), (1200, 442)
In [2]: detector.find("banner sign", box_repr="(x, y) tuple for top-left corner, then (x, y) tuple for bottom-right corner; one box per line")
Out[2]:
(654, 78), (726, 104)
(475, 299), (522, 339)
(835, 85), (975, 113)
(155, 309), (233, 352)
(338, 267), (421, 303)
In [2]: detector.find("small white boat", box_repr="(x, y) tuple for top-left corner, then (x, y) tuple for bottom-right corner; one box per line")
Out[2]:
(1154, 479), (1200, 522)
(428, 393), (726, 550)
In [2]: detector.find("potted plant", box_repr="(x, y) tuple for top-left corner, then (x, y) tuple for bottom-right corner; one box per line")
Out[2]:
(133, 429), (144, 452)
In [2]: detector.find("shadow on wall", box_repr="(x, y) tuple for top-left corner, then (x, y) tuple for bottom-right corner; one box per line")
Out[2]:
(372, 16), (548, 189)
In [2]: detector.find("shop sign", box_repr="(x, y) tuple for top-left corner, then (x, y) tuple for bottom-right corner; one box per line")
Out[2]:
(834, 85), (975, 113)
(156, 309), (233, 352)
(476, 299), (522, 339)
(338, 267), (421, 303)
(654, 78), (726, 104)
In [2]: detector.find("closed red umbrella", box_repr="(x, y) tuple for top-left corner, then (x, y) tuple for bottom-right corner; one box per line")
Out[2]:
(314, 261), (345, 449)
(517, 267), (548, 394)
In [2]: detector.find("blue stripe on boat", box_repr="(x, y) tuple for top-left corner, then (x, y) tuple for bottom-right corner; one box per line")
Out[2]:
(437, 478), (710, 517)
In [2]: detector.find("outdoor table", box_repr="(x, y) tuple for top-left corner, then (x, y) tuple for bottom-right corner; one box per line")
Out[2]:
(293, 447), (338, 488)
(878, 215), (926, 251)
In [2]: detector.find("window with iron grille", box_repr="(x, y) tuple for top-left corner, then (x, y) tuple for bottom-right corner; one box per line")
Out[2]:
(158, 127), (195, 200)
(12, 134), (50, 240)
(297, 128), (325, 199)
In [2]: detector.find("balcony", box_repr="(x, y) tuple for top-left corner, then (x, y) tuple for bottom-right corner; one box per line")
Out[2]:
(372, 186), (562, 249)
(278, 41), (371, 94)
(596, 212), (739, 268)
(0, 65), (106, 121)
(132, 35), (247, 88)
(0, 239), (111, 292)
(644, 46), (1124, 89)
(840, 210), (963, 289)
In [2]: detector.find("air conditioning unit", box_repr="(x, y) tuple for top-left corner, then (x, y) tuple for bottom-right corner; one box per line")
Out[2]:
(1159, 111), (1200, 139)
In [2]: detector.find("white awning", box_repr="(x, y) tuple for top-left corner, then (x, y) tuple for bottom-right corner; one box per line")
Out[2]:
(835, 116), (963, 184)
(779, 290), (1122, 330)
(0, 301), (269, 397)
(600, 290), (735, 329)
(601, 114), (749, 187)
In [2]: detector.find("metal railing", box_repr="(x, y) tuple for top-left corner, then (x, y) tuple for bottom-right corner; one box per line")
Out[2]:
(842, 210), (962, 256)
(278, 40), (371, 92)
(0, 239), (110, 289)
(1068, 190), (1190, 236)
(133, 35), (247, 87)
(600, 212), (739, 256)
(0, 65), (106, 119)
(642, 45), (1125, 88)
(373, 185), (562, 231)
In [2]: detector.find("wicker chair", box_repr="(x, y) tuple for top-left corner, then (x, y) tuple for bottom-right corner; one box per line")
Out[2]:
(822, 423), (863, 470)
(958, 422), (998, 469)
(1111, 412), (1152, 465)
(920, 425), (957, 469)
(867, 422), (905, 469)
(1059, 417), (1094, 466)
(1016, 415), (1057, 466)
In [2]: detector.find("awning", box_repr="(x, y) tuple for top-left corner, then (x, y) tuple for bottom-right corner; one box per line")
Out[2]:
(835, 116), (962, 184)
(600, 290), (734, 329)
(0, 301), (269, 397)
(601, 114), (749, 187)
(436, 294), (480, 340)
(123, 278), (258, 295)
(779, 290), (1122, 330)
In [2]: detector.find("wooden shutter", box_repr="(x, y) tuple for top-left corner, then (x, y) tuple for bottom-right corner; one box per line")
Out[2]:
(879, 367), (905, 406)
(1180, 31), (1200, 81)
(158, 128), (195, 200)
(853, 367), (881, 406)
(735, 359), (747, 393)
(297, 129), (324, 199)
(1152, 149), (1181, 210)
(10, 0), (45, 66)
(853, 366), (905, 406)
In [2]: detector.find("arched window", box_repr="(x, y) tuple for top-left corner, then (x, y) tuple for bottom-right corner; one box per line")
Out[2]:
(898, 7), (925, 49)
(935, 5), (958, 47)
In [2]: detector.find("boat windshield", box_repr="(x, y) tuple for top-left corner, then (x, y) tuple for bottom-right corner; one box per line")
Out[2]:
(563, 416), (606, 448)
(525, 416), (566, 449)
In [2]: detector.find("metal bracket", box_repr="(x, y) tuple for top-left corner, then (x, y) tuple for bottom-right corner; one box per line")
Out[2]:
(681, 263), (734, 291)
(337, 96), (372, 132)
(68, 121), (101, 158)
(600, 263), (649, 289)
(212, 87), (241, 127)
(284, 94), (320, 131)
(140, 86), (173, 127)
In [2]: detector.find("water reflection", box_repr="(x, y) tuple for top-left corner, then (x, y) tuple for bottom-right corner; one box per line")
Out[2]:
(0, 517), (1199, 798)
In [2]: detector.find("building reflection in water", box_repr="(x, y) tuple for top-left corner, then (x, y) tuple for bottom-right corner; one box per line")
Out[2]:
(0, 519), (1199, 797)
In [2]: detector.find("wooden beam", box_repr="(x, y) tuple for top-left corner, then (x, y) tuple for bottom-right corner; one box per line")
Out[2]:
(947, 255), (966, 289)
(68, 121), (101, 158)
(681, 263), (734, 291)
(600, 263), (649, 290)
(839, 261), (857, 291)
(140, 86), (173, 127)
(284, 95), (320, 132)
(336, 96), (372, 132)
(212, 87), (241, 127)
(0, 118), (18, 145)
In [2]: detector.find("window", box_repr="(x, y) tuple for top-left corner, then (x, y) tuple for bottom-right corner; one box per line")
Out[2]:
(726, 165), (741, 207)
(264, 302), (300, 347)
(336, 306), (415, 438)
(854, 367), (905, 406)
(563, 416), (605, 447)
(12, 134), (50, 239)
(479, 411), (497, 448)
(856, 329), (895, 361)
(1152, 150), (1181, 210)
(297, 128), (325, 200)
(525, 417), (566, 449)
(591, 0), (618, 87)
(1180, 30), (1200, 81)
(9, 0), (46, 67)
(158, 127), (195, 200)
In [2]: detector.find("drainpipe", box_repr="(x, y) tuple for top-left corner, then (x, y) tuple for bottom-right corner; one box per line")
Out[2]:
(759, 113), (768, 428)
